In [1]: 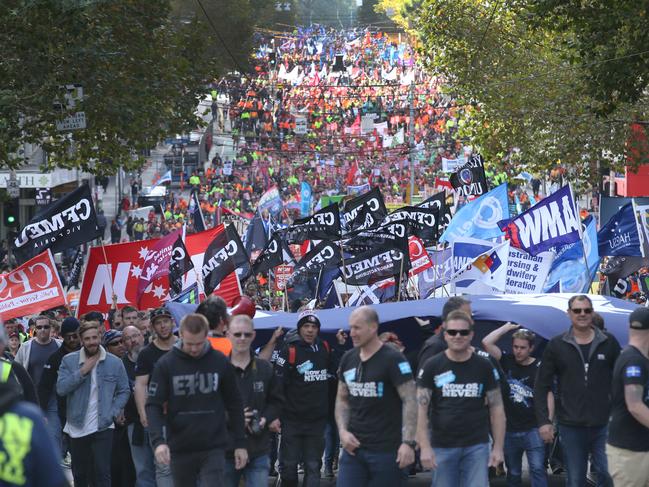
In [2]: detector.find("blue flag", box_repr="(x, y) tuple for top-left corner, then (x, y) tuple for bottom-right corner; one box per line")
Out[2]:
(188, 191), (206, 232)
(597, 203), (643, 257)
(440, 183), (509, 243)
(300, 182), (312, 217)
(498, 185), (581, 256)
(544, 216), (600, 293)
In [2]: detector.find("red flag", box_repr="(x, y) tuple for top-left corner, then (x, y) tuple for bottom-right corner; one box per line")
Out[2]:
(136, 229), (182, 304)
(346, 161), (360, 186)
(78, 228), (241, 317)
(0, 250), (66, 321)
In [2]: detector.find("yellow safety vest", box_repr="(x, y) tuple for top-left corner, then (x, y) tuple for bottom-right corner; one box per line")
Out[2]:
(0, 360), (12, 383)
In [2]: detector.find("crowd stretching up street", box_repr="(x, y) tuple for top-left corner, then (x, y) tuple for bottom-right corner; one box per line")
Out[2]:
(3, 25), (649, 487)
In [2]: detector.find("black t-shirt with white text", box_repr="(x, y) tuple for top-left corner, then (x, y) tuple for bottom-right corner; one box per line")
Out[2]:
(500, 354), (540, 432)
(338, 345), (413, 452)
(135, 342), (169, 377)
(608, 346), (649, 451)
(417, 352), (499, 448)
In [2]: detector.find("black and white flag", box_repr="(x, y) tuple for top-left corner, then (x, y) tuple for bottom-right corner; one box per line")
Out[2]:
(418, 192), (452, 233)
(382, 205), (439, 243)
(342, 187), (387, 233)
(169, 234), (194, 297)
(286, 241), (342, 288)
(285, 203), (341, 244)
(251, 233), (294, 276)
(202, 224), (249, 295)
(344, 220), (410, 254)
(66, 248), (85, 291)
(450, 154), (488, 198)
(12, 184), (101, 264)
(341, 245), (410, 286)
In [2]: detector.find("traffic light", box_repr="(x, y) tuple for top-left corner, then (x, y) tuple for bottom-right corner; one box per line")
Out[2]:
(3, 199), (19, 227)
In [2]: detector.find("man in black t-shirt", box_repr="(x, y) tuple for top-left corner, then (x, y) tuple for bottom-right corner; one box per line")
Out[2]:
(416, 310), (505, 487)
(335, 306), (417, 487)
(133, 308), (176, 487)
(607, 307), (649, 486)
(482, 323), (547, 487)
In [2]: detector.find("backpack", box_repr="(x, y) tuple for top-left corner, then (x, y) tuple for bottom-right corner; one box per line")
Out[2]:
(287, 340), (330, 366)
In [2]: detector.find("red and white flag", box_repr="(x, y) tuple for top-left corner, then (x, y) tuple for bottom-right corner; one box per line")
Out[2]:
(78, 227), (241, 317)
(346, 161), (360, 186)
(0, 250), (66, 321)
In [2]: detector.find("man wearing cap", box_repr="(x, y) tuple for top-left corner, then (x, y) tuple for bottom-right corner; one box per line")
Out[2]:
(535, 295), (621, 487)
(607, 307), (649, 485)
(133, 308), (176, 487)
(275, 310), (345, 487)
(38, 316), (81, 459)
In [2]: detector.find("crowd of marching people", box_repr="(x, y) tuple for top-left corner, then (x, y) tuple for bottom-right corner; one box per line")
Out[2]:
(3, 293), (649, 487)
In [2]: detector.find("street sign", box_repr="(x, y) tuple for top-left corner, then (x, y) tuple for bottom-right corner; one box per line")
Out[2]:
(294, 116), (307, 135)
(274, 265), (294, 291)
(35, 187), (52, 206)
(56, 112), (86, 131)
(6, 180), (19, 198)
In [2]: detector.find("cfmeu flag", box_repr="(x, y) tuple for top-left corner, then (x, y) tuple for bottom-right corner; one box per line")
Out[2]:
(498, 185), (581, 256)
(597, 203), (644, 257)
(451, 240), (510, 294)
(440, 183), (509, 243)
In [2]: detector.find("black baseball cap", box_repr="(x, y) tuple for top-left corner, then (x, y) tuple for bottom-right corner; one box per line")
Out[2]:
(630, 307), (649, 330)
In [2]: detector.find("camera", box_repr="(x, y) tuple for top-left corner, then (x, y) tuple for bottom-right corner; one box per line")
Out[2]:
(249, 409), (263, 436)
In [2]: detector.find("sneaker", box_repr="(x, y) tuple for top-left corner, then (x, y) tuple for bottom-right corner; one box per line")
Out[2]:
(324, 465), (334, 478)
(60, 452), (72, 469)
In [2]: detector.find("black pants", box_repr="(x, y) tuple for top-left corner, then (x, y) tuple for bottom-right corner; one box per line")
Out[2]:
(69, 428), (114, 487)
(111, 425), (135, 487)
(170, 448), (225, 486)
(280, 420), (326, 487)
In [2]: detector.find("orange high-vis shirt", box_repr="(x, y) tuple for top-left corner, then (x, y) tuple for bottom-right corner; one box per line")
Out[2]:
(208, 336), (232, 356)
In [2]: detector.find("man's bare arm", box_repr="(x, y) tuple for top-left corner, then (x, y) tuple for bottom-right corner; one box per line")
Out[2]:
(625, 384), (649, 428)
(486, 388), (506, 450)
(415, 387), (432, 448)
(335, 380), (351, 433)
(396, 380), (417, 442)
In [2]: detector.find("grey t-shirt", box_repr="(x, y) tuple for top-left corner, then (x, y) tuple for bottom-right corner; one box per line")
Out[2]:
(28, 340), (60, 388)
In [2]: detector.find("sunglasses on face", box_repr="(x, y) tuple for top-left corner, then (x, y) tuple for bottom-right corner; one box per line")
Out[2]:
(232, 332), (254, 338)
(445, 329), (471, 337)
(570, 308), (593, 315)
(108, 339), (123, 346)
(36, 325), (51, 330)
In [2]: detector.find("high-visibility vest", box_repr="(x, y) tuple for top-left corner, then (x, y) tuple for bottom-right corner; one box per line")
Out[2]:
(0, 360), (11, 383)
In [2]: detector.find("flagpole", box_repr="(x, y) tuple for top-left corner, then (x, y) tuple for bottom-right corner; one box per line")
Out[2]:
(573, 186), (594, 289)
(397, 256), (405, 302)
(314, 267), (323, 303)
(339, 247), (350, 306)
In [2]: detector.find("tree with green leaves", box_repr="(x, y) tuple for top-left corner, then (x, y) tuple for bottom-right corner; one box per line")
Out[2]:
(1, 0), (254, 177)
(377, 0), (649, 188)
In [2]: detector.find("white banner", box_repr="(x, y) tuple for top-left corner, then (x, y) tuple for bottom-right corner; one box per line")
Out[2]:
(505, 248), (554, 294)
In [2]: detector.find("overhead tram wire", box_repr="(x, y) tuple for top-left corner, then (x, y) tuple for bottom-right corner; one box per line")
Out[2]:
(193, 0), (250, 79)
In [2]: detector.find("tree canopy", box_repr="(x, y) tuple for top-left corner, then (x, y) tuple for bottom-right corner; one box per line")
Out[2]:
(1, 0), (254, 176)
(377, 0), (649, 187)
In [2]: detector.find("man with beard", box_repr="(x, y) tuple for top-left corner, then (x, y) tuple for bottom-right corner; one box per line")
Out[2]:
(133, 308), (176, 487)
(38, 317), (81, 460)
(57, 320), (130, 487)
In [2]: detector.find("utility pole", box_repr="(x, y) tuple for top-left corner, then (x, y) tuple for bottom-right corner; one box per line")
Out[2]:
(408, 80), (415, 204)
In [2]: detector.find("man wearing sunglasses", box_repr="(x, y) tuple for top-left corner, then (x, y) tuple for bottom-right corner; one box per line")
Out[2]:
(15, 315), (62, 390)
(416, 310), (506, 486)
(534, 295), (621, 487)
(224, 315), (283, 487)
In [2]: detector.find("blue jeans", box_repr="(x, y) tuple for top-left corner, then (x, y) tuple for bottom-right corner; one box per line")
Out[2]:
(504, 429), (548, 487)
(558, 424), (613, 487)
(45, 399), (62, 459)
(224, 454), (270, 487)
(432, 442), (490, 487)
(336, 449), (403, 487)
(324, 419), (340, 468)
(127, 425), (174, 487)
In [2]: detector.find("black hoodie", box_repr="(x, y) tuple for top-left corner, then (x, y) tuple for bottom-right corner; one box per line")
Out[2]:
(146, 341), (246, 454)
(275, 333), (338, 423)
